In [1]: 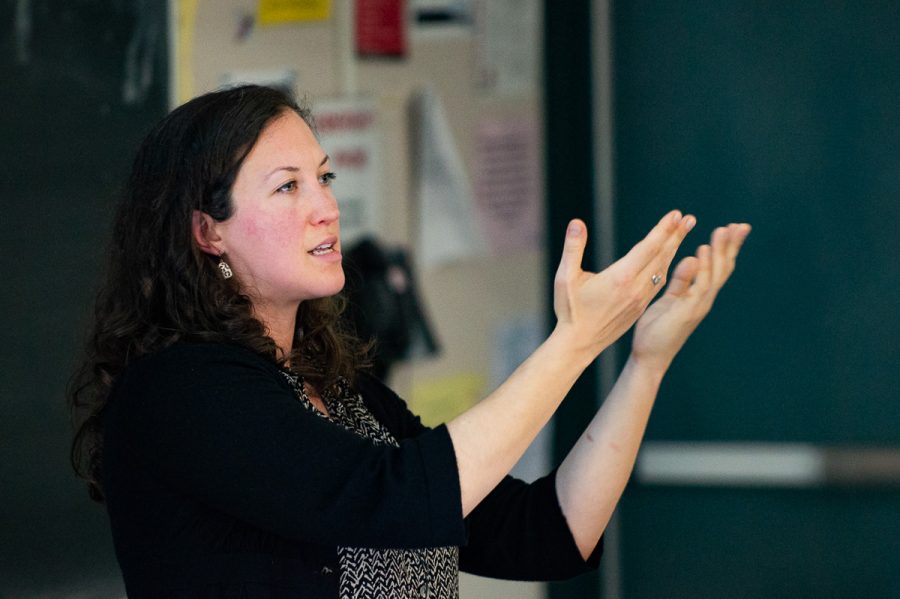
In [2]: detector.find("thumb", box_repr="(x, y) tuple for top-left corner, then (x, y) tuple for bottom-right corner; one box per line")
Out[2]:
(556, 219), (587, 280)
(665, 256), (699, 297)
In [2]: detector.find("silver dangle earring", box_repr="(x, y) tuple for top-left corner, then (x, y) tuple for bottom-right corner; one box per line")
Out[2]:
(217, 258), (233, 279)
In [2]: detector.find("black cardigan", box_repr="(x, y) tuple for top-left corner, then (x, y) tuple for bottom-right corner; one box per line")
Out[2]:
(102, 342), (601, 597)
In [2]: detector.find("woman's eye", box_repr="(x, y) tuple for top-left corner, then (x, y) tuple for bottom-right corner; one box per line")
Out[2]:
(276, 180), (297, 194)
(318, 171), (337, 187)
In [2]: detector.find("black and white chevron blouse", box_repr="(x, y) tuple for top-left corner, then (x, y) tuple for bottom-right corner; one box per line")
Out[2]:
(282, 371), (459, 599)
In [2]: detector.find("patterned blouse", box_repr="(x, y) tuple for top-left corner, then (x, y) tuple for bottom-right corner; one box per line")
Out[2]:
(281, 370), (459, 599)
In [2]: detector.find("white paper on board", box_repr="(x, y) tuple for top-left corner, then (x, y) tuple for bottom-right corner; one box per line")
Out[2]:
(313, 97), (382, 246)
(473, 0), (540, 96)
(473, 116), (543, 254)
(410, 87), (487, 269)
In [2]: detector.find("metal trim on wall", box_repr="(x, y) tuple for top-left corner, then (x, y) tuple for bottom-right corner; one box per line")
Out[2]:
(637, 442), (900, 487)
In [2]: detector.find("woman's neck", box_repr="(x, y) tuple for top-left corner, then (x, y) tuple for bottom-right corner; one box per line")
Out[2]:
(253, 301), (299, 361)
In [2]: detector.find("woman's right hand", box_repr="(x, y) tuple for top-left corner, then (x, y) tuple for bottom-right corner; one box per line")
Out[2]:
(552, 210), (696, 359)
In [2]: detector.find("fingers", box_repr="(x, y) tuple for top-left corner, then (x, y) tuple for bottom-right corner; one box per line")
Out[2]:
(711, 226), (731, 286)
(664, 256), (700, 297)
(683, 222), (749, 309)
(710, 223), (752, 289)
(618, 210), (686, 273)
(694, 244), (713, 294)
(639, 213), (696, 290)
(725, 223), (751, 261)
(646, 222), (749, 325)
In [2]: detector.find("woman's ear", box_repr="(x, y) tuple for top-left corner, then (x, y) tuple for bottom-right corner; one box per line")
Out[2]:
(191, 210), (223, 256)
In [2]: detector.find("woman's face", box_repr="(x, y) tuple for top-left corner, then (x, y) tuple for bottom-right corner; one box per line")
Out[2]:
(216, 110), (344, 308)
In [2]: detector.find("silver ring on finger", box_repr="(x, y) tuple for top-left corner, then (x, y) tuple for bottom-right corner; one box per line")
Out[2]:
(651, 273), (662, 286)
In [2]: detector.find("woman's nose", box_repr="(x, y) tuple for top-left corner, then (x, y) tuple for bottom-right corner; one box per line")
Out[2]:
(313, 189), (340, 224)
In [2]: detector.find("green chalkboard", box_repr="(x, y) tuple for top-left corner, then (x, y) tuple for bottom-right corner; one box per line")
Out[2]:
(612, 2), (900, 597)
(0, 1), (167, 595)
(614, 1), (900, 445)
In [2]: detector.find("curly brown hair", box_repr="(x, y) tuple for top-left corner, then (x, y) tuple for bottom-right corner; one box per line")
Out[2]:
(69, 85), (367, 502)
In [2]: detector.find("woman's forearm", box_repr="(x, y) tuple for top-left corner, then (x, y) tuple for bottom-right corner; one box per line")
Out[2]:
(446, 327), (594, 516)
(555, 355), (666, 559)
(554, 221), (751, 559)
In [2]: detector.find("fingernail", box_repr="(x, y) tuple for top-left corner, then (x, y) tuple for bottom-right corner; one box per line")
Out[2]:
(568, 221), (582, 236)
(671, 210), (682, 223)
(684, 216), (696, 231)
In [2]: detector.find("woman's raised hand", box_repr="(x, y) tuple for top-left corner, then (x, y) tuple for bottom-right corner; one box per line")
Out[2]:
(553, 210), (696, 359)
(630, 222), (752, 373)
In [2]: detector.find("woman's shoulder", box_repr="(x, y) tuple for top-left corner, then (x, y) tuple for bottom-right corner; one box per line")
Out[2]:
(106, 343), (295, 438)
(115, 342), (286, 399)
(133, 341), (277, 373)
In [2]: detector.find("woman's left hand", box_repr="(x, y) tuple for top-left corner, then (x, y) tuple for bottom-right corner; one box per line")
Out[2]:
(630, 222), (752, 374)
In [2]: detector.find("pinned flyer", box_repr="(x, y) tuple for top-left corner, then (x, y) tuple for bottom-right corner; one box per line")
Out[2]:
(473, 116), (543, 254)
(356, 0), (407, 57)
(474, 0), (539, 96)
(409, 372), (486, 427)
(258, 0), (331, 24)
(410, 87), (487, 269)
(313, 97), (382, 246)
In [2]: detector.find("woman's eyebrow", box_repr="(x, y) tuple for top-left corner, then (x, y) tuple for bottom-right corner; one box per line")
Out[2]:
(264, 155), (329, 181)
(265, 166), (300, 180)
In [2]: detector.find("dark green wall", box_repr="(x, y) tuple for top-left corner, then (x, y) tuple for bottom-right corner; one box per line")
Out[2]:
(613, 2), (900, 597)
(0, 2), (168, 594)
(613, 0), (900, 446)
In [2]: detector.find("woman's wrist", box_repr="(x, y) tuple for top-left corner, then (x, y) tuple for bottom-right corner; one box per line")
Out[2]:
(624, 351), (670, 386)
(547, 323), (605, 371)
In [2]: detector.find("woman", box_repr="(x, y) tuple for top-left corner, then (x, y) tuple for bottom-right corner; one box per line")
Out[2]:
(69, 85), (750, 597)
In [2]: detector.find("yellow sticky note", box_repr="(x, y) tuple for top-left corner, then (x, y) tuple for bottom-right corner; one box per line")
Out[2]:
(258, 0), (331, 24)
(409, 373), (486, 427)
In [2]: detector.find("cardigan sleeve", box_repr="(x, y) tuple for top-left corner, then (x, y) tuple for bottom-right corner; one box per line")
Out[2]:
(355, 373), (603, 581)
(109, 343), (466, 550)
(458, 470), (602, 580)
